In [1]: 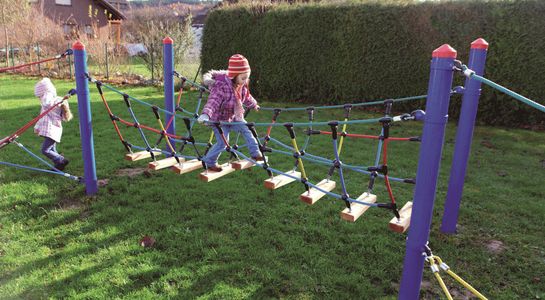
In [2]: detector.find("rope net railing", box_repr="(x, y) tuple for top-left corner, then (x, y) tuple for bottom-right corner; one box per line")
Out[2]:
(87, 71), (425, 219)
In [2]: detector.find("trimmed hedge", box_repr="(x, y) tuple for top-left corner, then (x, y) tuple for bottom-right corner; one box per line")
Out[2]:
(201, 1), (545, 126)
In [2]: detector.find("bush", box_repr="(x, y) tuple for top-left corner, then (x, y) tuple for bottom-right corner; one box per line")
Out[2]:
(202, 0), (545, 126)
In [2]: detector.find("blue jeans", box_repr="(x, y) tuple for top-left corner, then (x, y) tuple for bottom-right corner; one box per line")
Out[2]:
(203, 124), (260, 167)
(41, 137), (64, 164)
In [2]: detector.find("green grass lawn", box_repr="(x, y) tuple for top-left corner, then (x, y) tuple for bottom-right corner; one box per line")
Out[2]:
(0, 75), (544, 299)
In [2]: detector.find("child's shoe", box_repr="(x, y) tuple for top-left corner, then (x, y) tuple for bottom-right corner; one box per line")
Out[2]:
(252, 156), (265, 161)
(55, 159), (70, 171)
(207, 165), (223, 172)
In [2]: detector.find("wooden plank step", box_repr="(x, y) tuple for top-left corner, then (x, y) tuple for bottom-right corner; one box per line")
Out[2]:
(198, 163), (236, 182)
(171, 159), (202, 175)
(148, 156), (185, 170)
(300, 179), (336, 205)
(231, 156), (268, 170)
(388, 201), (413, 233)
(125, 150), (162, 161)
(264, 170), (301, 190)
(340, 193), (377, 222)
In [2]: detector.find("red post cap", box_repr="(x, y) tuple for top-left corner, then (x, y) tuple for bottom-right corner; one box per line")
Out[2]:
(432, 44), (457, 58)
(72, 40), (85, 51)
(163, 37), (173, 44)
(471, 38), (489, 50)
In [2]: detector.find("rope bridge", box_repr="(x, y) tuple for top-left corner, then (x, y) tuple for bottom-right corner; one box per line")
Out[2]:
(87, 72), (427, 231)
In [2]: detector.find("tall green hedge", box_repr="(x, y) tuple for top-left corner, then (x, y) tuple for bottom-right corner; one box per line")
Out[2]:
(201, 0), (545, 126)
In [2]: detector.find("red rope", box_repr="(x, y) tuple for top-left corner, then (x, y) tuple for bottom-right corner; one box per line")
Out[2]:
(382, 140), (396, 204)
(1, 99), (65, 146)
(98, 92), (127, 146)
(264, 114), (279, 146)
(0, 56), (59, 73)
(117, 117), (184, 140)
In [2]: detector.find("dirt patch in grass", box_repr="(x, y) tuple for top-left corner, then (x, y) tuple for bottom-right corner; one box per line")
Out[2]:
(97, 179), (110, 187)
(59, 197), (85, 210)
(115, 168), (151, 178)
(485, 240), (506, 254)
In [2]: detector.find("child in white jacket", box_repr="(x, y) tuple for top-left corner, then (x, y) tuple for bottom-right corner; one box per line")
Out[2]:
(34, 78), (72, 171)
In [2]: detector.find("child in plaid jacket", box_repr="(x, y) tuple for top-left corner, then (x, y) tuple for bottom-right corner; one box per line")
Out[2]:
(198, 54), (263, 172)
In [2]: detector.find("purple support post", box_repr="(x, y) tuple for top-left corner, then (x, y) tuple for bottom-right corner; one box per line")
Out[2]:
(72, 41), (98, 195)
(163, 37), (175, 151)
(441, 38), (489, 234)
(398, 44), (457, 300)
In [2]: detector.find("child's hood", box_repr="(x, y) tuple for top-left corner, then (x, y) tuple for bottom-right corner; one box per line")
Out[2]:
(34, 78), (57, 99)
(202, 70), (230, 88)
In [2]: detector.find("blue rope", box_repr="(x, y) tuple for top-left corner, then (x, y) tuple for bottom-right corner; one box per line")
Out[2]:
(130, 144), (197, 160)
(0, 161), (80, 181)
(126, 106), (157, 155)
(266, 137), (409, 183)
(331, 138), (349, 197)
(14, 141), (56, 169)
(191, 91), (205, 129)
(1, 142), (81, 181)
(374, 129), (384, 167)
(301, 123), (313, 152)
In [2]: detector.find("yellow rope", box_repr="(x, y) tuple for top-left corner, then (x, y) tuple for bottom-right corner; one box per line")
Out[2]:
(433, 256), (488, 300)
(433, 272), (453, 300)
(337, 119), (348, 155)
(208, 131), (214, 144)
(427, 256), (453, 300)
(155, 118), (177, 155)
(290, 138), (307, 179)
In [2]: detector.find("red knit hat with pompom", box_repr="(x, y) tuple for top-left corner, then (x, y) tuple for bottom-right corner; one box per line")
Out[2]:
(227, 54), (251, 79)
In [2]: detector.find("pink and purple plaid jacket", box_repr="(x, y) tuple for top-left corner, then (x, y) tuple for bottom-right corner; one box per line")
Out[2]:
(33, 78), (64, 143)
(201, 70), (257, 122)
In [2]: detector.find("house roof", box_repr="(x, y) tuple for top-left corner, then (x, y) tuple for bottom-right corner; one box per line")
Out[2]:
(96, 0), (127, 20)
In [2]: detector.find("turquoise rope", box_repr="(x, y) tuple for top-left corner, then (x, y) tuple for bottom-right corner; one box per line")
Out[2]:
(174, 72), (209, 92)
(259, 95), (427, 112)
(203, 118), (381, 127)
(99, 82), (194, 117)
(471, 74), (545, 113)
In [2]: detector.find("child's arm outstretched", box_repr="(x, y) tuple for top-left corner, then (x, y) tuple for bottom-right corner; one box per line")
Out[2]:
(243, 92), (259, 111)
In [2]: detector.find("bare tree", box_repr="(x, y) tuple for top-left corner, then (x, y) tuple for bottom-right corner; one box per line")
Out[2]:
(0, 0), (30, 65)
(126, 6), (194, 80)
